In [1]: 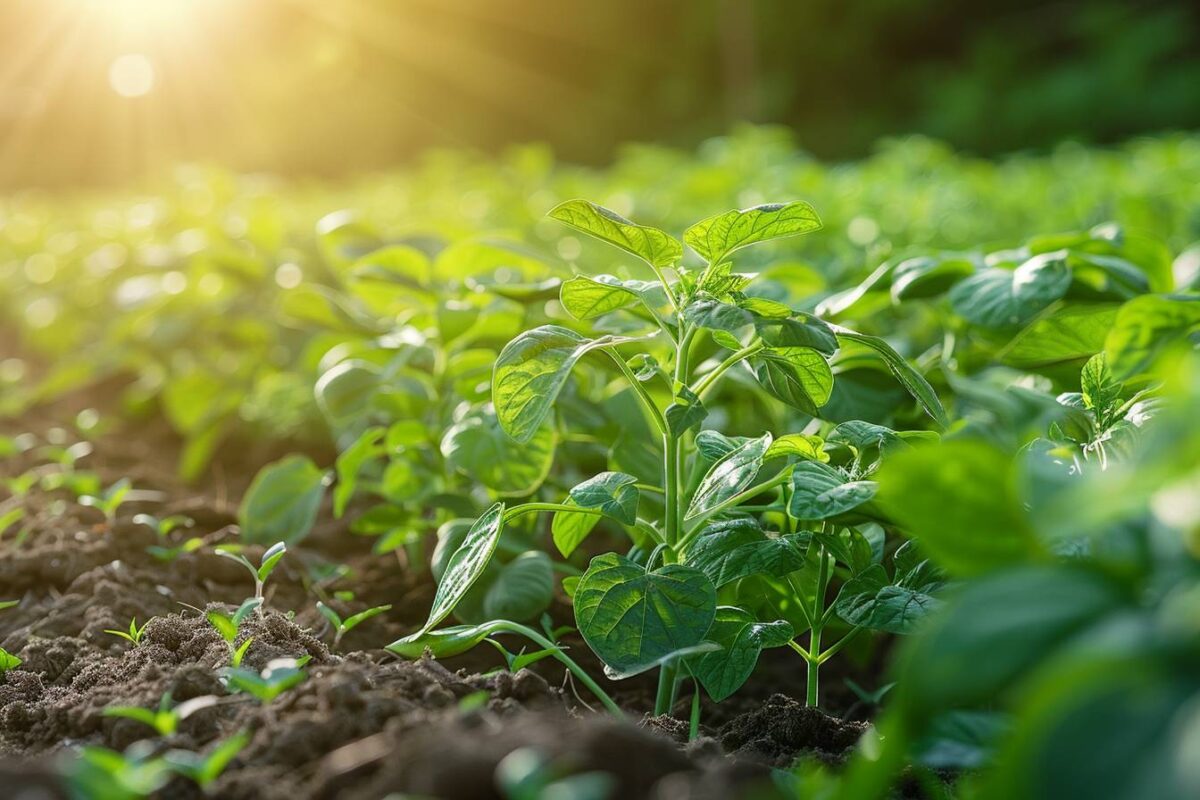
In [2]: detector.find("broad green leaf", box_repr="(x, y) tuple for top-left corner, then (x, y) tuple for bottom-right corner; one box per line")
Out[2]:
(559, 274), (651, 320)
(493, 325), (640, 444)
(765, 433), (829, 462)
(875, 440), (1038, 575)
(684, 202), (822, 263)
(690, 607), (794, 701)
(1000, 304), (1119, 370)
(574, 553), (716, 678)
(441, 407), (556, 496)
(684, 518), (809, 588)
(738, 296), (792, 319)
(549, 200), (681, 269)
(421, 503), (505, 634)
(483, 551), (554, 621)
(949, 252), (1071, 328)
(1104, 294), (1200, 379)
(833, 564), (941, 634)
(756, 314), (838, 355)
(683, 299), (754, 332)
(789, 461), (876, 520)
(567, 471), (640, 525)
(685, 433), (773, 521)
(350, 244), (431, 289)
(333, 427), (385, 518)
(752, 346), (833, 414)
(238, 456), (329, 545)
(834, 329), (948, 428)
(902, 565), (1124, 711)
(890, 255), (975, 301)
(695, 430), (745, 461)
(665, 386), (708, 437)
(603, 642), (721, 681)
(315, 360), (380, 430)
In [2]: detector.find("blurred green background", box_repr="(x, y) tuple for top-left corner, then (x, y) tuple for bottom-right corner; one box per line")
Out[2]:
(2, 0), (1198, 189)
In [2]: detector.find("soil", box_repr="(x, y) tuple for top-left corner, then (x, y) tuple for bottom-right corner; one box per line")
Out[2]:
(0, 385), (882, 799)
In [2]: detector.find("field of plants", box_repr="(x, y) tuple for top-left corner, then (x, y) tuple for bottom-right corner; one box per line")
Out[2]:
(2, 127), (1200, 799)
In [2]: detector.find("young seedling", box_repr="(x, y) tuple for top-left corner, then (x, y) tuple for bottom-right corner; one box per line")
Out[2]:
(67, 743), (172, 800)
(207, 598), (262, 667)
(134, 513), (204, 561)
(163, 730), (251, 792)
(79, 478), (132, 526)
(215, 541), (287, 610)
(0, 599), (17, 611)
(0, 647), (21, 674)
(315, 601), (392, 649)
(105, 617), (151, 647)
(225, 658), (308, 704)
(397, 200), (949, 717)
(103, 692), (218, 737)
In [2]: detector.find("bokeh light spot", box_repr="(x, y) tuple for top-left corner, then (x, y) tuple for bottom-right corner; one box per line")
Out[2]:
(109, 54), (156, 98)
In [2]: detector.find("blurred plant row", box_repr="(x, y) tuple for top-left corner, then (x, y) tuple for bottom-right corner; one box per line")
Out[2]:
(2, 127), (1199, 798)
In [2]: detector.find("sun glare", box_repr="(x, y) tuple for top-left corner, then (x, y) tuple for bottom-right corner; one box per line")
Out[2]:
(108, 53), (156, 98)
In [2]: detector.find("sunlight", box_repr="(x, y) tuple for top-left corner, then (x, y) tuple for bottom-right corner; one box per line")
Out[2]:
(108, 53), (155, 98)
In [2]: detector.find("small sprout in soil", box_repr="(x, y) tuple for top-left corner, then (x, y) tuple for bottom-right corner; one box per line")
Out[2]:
(316, 601), (391, 649)
(207, 598), (261, 666)
(79, 477), (132, 525)
(135, 513), (203, 561)
(215, 541), (287, 609)
(0, 599), (18, 611)
(226, 658), (307, 704)
(103, 692), (218, 737)
(105, 617), (151, 647)
(68, 742), (172, 800)
(458, 690), (490, 713)
(0, 647), (21, 673)
(163, 730), (251, 791)
(0, 507), (25, 539)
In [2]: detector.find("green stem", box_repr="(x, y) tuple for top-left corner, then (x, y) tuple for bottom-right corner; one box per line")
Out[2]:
(677, 470), (791, 552)
(692, 339), (764, 399)
(806, 542), (831, 708)
(817, 626), (864, 665)
(689, 680), (702, 740)
(634, 483), (665, 495)
(654, 662), (677, 716)
(608, 352), (667, 435)
(493, 621), (623, 717)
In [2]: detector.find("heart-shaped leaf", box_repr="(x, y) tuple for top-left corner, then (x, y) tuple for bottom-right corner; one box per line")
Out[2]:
(834, 564), (941, 634)
(789, 461), (877, 520)
(574, 553), (716, 678)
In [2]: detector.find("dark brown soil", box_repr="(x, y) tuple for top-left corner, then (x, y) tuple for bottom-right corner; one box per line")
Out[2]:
(0, 394), (880, 799)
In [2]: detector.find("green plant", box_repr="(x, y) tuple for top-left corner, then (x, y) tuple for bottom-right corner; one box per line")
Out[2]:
(163, 731), (251, 792)
(0, 599), (17, 611)
(206, 598), (262, 667)
(238, 456), (330, 545)
(395, 200), (949, 716)
(225, 658), (308, 703)
(67, 743), (173, 800)
(104, 617), (151, 647)
(103, 692), (218, 737)
(134, 513), (204, 562)
(79, 478), (132, 525)
(215, 542), (287, 609)
(0, 647), (20, 673)
(315, 601), (391, 649)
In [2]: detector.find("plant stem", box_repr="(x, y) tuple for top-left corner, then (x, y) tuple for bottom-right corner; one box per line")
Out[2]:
(692, 339), (764, 399)
(654, 663), (677, 716)
(608, 352), (667, 435)
(689, 681), (702, 740)
(806, 542), (831, 708)
(495, 621), (623, 717)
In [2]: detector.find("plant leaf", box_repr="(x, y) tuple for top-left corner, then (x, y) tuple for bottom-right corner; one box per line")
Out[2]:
(833, 564), (941, 633)
(238, 456), (328, 545)
(493, 325), (641, 444)
(483, 551), (554, 621)
(685, 433), (773, 521)
(421, 503), (505, 634)
(789, 461), (877, 519)
(333, 427), (385, 518)
(949, 251), (1071, 328)
(689, 607), (794, 701)
(833, 329), (948, 428)
(549, 200), (681, 269)
(683, 299), (754, 332)
(752, 346), (833, 414)
(441, 407), (556, 496)
(559, 274), (658, 320)
(574, 553), (716, 678)
(568, 471), (640, 525)
(684, 202), (822, 263)
(684, 519), (809, 588)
